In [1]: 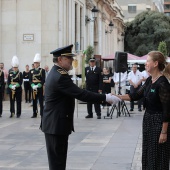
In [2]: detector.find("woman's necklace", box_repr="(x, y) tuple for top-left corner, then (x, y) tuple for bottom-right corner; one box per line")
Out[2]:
(152, 74), (162, 83)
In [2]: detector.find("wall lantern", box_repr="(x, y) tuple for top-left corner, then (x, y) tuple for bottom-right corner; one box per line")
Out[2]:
(85, 6), (99, 24)
(105, 21), (114, 34)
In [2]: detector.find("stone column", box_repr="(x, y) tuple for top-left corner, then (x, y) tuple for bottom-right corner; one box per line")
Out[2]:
(58, 0), (63, 47)
(0, 0), (1, 61)
(76, 3), (80, 52)
(113, 21), (118, 53)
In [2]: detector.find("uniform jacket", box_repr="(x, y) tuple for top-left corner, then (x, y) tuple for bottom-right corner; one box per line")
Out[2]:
(29, 68), (45, 87)
(85, 66), (103, 91)
(0, 70), (4, 92)
(7, 70), (23, 92)
(42, 65), (105, 135)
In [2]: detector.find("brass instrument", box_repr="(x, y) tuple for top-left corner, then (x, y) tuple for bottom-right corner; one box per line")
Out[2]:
(12, 89), (15, 100)
(33, 89), (37, 100)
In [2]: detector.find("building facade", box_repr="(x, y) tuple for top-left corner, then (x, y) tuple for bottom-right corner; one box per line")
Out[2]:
(0, 0), (124, 73)
(116, 0), (164, 22)
(164, 0), (170, 16)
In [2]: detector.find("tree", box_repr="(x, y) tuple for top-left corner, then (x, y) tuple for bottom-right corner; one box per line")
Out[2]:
(124, 11), (170, 56)
(84, 45), (94, 64)
(158, 41), (167, 57)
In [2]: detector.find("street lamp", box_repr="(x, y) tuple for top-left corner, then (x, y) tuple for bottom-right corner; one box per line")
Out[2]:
(105, 21), (114, 34)
(85, 6), (99, 24)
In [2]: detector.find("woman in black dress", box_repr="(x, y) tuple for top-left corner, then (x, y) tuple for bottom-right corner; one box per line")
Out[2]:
(23, 65), (31, 103)
(102, 68), (112, 114)
(116, 51), (170, 170)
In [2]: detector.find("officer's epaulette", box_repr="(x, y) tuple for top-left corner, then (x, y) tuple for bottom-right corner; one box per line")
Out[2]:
(57, 69), (67, 75)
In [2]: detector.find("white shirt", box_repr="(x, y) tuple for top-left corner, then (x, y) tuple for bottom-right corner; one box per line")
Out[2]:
(128, 70), (142, 85)
(141, 70), (149, 85)
(90, 66), (96, 71)
(113, 72), (127, 86)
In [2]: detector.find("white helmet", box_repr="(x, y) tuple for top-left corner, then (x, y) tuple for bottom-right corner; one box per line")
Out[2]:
(11, 55), (19, 67)
(33, 53), (41, 62)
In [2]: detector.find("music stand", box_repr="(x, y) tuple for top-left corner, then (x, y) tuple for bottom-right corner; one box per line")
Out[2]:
(117, 72), (130, 117)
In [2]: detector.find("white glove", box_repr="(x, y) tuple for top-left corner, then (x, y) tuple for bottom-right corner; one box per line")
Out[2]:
(33, 85), (38, 90)
(106, 94), (122, 105)
(11, 85), (16, 90)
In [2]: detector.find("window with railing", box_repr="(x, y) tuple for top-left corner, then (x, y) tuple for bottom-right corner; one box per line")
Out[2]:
(128, 4), (137, 13)
(164, 4), (170, 10)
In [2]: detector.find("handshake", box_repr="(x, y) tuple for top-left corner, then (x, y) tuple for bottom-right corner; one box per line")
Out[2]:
(105, 94), (122, 105)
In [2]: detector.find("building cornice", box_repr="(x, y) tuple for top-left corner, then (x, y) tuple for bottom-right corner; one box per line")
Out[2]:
(86, 0), (94, 9)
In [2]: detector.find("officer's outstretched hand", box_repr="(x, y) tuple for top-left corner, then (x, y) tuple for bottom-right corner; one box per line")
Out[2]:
(106, 93), (122, 105)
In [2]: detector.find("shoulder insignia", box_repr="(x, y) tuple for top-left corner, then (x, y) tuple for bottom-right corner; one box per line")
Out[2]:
(31, 71), (33, 73)
(10, 74), (13, 76)
(57, 69), (67, 75)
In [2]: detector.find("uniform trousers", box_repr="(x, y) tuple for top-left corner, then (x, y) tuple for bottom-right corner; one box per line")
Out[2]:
(9, 89), (22, 116)
(32, 87), (44, 116)
(45, 133), (69, 170)
(87, 88), (101, 116)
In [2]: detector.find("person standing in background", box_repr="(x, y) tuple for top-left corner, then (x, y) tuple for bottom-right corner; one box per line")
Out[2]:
(0, 63), (8, 100)
(8, 56), (23, 118)
(23, 65), (31, 103)
(113, 71), (127, 95)
(141, 65), (150, 85)
(102, 68), (112, 114)
(0, 69), (4, 117)
(85, 57), (103, 119)
(29, 53), (45, 118)
(128, 64), (143, 112)
(44, 65), (50, 80)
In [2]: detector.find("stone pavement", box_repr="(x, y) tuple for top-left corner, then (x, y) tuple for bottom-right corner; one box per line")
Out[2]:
(0, 101), (143, 170)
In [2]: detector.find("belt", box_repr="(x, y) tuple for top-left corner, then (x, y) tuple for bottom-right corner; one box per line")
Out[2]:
(32, 80), (41, 83)
(10, 82), (18, 85)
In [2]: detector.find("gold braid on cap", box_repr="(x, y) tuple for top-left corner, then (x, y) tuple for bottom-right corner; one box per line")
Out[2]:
(61, 53), (73, 56)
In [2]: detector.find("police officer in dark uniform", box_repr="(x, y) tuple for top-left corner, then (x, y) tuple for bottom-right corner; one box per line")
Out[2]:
(42, 44), (121, 170)
(8, 56), (23, 118)
(29, 53), (45, 118)
(0, 69), (4, 117)
(85, 57), (103, 119)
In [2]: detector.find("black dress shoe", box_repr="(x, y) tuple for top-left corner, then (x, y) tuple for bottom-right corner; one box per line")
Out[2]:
(31, 115), (37, 118)
(85, 115), (93, 118)
(16, 115), (20, 118)
(129, 109), (133, 111)
(9, 113), (14, 118)
(138, 109), (142, 112)
(0, 115), (2, 117)
(97, 116), (101, 119)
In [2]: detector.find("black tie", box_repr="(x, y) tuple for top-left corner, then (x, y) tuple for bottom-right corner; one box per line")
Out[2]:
(91, 67), (93, 71)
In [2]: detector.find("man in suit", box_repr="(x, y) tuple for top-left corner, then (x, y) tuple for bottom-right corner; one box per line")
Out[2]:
(85, 57), (103, 119)
(29, 53), (45, 118)
(42, 44), (121, 170)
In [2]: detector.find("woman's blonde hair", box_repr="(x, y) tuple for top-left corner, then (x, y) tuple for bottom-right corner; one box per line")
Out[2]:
(148, 51), (166, 71)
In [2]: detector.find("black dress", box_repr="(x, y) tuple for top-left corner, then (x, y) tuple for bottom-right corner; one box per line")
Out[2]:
(129, 76), (170, 170)
(102, 73), (111, 94)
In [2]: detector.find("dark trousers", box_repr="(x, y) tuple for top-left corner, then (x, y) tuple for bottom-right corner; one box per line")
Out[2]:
(130, 85), (142, 109)
(45, 133), (69, 170)
(24, 82), (31, 102)
(0, 89), (2, 115)
(9, 89), (22, 116)
(32, 87), (44, 116)
(87, 102), (101, 116)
